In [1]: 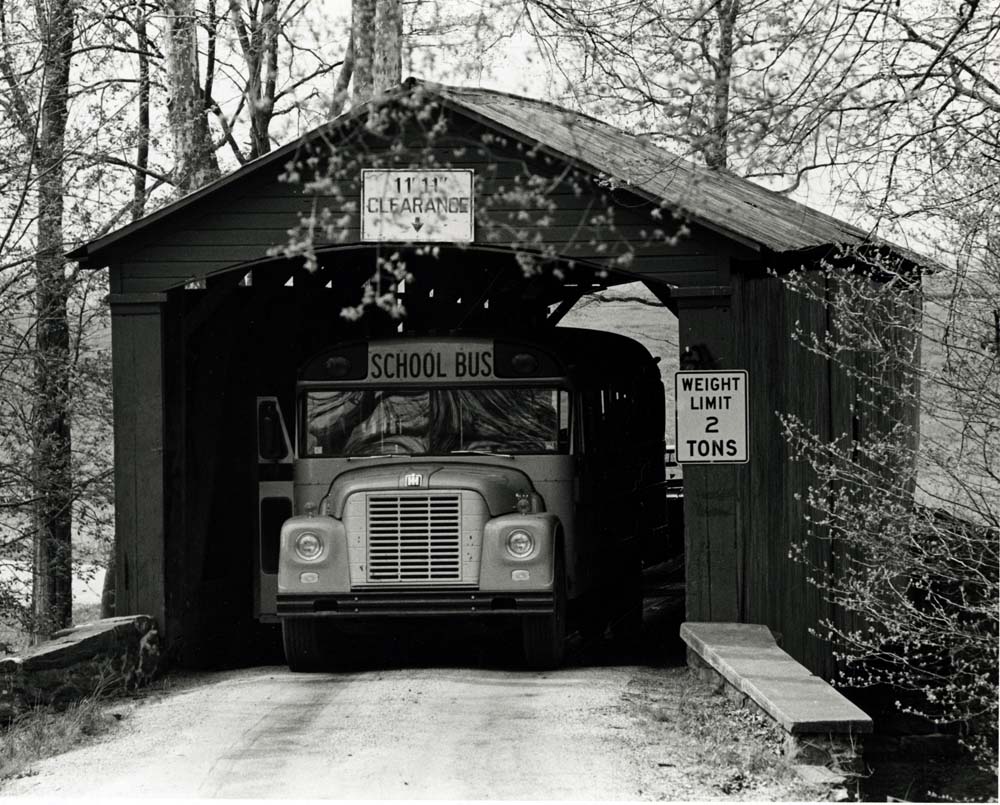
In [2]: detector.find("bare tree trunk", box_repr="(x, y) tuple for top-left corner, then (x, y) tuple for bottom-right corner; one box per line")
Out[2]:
(160, 0), (220, 194)
(352, 0), (375, 106)
(132, 0), (150, 220)
(373, 0), (401, 93)
(32, 0), (76, 638)
(704, 0), (739, 170)
(254, 0), (279, 156)
(329, 34), (354, 118)
(227, 0), (279, 159)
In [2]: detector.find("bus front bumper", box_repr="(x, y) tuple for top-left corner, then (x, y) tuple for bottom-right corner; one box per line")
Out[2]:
(276, 590), (555, 617)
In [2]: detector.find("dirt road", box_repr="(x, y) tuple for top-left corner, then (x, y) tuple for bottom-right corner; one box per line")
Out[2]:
(2, 653), (821, 800)
(2, 594), (817, 800)
(5, 663), (692, 799)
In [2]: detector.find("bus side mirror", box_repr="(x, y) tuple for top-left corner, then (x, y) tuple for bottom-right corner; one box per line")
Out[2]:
(258, 399), (289, 461)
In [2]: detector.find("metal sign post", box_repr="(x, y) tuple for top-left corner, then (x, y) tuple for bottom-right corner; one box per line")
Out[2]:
(674, 370), (749, 464)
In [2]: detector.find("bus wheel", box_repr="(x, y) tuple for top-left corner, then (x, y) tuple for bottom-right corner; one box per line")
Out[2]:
(523, 549), (567, 669)
(282, 618), (327, 672)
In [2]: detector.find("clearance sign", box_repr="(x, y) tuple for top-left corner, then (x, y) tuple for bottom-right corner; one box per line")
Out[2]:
(675, 370), (749, 464)
(361, 169), (474, 243)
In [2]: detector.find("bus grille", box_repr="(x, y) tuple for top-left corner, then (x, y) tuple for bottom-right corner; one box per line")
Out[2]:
(366, 493), (462, 582)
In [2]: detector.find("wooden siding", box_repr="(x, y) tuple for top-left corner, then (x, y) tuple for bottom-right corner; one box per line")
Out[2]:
(74, 80), (930, 273)
(727, 270), (920, 680)
(680, 272), (847, 678)
(824, 277), (922, 669)
(114, 121), (753, 295)
(156, 283), (403, 665)
(776, 274), (835, 676)
(726, 273), (837, 676)
(677, 292), (740, 622)
(436, 84), (873, 255)
(109, 298), (166, 633)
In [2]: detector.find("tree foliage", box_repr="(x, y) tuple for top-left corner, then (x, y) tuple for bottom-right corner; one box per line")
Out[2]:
(0, 0), (995, 767)
(0, 0), (351, 635)
(782, 254), (998, 766)
(343, 0), (1000, 760)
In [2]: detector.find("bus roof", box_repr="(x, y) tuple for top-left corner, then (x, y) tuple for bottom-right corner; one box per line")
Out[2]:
(536, 328), (660, 381)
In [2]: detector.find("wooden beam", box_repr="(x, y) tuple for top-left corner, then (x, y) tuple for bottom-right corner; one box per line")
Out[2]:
(546, 290), (585, 325)
(641, 280), (678, 316)
(109, 296), (167, 634)
(674, 275), (742, 623)
(182, 269), (247, 339)
(252, 262), (296, 289)
(670, 285), (732, 298)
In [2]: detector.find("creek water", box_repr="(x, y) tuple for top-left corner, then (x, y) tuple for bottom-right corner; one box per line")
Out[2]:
(859, 752), (995, 801)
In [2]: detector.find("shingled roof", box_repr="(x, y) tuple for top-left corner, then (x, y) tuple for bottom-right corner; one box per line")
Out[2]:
(70, 77), (916, 267)
(429, 82), (876, 255)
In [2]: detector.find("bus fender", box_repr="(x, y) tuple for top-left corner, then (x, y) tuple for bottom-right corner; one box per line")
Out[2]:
(479, 513), (561, 591)
(277, 514), (351, 595)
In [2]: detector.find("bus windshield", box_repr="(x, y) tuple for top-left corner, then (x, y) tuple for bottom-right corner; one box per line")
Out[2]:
(303, 387), (570, 457)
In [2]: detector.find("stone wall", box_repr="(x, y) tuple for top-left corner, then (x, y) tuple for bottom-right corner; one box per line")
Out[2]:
(0, 616), (160, 721)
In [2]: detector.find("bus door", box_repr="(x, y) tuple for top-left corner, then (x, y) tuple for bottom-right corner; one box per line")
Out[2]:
(255, 396), (295, 620)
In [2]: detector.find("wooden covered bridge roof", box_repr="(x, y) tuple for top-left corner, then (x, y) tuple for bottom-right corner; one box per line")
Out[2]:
(70, 77), (917, 273)
(432, 83), (870, 256)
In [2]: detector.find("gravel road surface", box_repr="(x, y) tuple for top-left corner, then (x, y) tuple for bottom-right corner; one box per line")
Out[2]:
(4, 662), (701, 799)
(3, 588), (815, 800)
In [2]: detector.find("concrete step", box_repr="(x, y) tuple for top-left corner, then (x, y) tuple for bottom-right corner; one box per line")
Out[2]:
(680, 621), (872, 738)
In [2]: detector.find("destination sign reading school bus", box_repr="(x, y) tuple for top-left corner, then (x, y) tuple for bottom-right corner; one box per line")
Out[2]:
(368, 343), (493, 381)
(362, 169), (474, 243)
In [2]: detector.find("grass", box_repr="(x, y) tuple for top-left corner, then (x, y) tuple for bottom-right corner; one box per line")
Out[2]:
(0, 595), (126, 784)
(0, 619), (29, 657)
(666, 679), (803, 791)
(626, 667), (830, 800)
(0, 696), (124, 783)
(1, 599), (107, 654)
(72, 602), (103, 626)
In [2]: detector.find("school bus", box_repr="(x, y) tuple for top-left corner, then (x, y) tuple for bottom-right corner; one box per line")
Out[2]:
(261, 329), (669, 669)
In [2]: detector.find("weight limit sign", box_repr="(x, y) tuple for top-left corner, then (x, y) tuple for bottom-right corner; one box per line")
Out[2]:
(674, 370), (749, 464)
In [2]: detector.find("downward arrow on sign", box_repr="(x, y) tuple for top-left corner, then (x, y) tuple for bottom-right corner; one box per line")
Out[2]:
(412, 217), (423, 232)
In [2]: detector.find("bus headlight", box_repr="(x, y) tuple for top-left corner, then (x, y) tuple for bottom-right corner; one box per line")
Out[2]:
(294, 531), (324, 561)
(506, 530), (534, 558)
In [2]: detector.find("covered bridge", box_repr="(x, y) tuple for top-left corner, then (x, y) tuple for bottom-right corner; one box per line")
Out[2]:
(71, 78), (919, 674)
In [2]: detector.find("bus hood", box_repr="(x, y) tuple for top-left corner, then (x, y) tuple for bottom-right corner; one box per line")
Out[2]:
(323, 462), (537, 518)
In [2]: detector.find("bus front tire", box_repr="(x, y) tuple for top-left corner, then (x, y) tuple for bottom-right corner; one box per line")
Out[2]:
(282, 618), (327, 672)
(522, 549), (567, 669)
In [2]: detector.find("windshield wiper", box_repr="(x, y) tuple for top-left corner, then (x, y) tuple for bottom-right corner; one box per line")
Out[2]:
(346, 453), (412, 461)
(449, 449), (515, 459)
